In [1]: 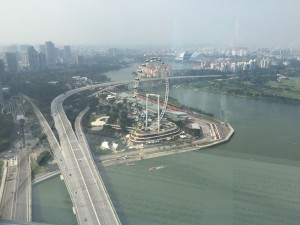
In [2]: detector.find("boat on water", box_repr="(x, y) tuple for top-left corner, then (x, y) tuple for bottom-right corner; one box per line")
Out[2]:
(148, 167), (157, 172)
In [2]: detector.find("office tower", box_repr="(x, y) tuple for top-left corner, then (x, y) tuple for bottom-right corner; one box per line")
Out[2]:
(55, 47), (61, 58)
(0, 59), (4, 109)
(64, 46), (71, 63)
(5, 52), (18, 73)
(20, 45), (30, 52)
(45, 41), (56, 69)
(249, 59), (256, 70)
(260, 58), (270, 69)
(5, 45), (18, 53)
(39, 45), (46, 54)
(75, 55), (84, 65)
(27, 46), (39, 72)
(39, 53), (47, 71)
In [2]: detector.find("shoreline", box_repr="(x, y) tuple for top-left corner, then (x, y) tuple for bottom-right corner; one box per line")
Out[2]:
(32, 170), (61, 185)
(100, 122), (234, 167)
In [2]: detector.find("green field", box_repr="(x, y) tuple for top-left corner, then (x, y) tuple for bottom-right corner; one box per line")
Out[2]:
(193, 75), (300, 102)
(267, 77), (300, 100)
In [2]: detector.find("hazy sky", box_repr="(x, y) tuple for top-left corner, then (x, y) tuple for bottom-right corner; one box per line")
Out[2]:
(1, 0), (300, 47)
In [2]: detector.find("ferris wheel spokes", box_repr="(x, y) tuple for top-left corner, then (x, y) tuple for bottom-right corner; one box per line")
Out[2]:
(132, 58), (171, 132)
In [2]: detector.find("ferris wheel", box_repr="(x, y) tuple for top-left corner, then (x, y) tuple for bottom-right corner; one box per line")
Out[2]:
(133, 57), (171, 130)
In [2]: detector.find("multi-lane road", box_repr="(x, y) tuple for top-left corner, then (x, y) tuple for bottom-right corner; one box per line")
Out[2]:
(0, 149), (31, 222)
(0, 102), (32, 222)
(75, 107), (122, 225)
(51, 88), (122, 225)
(24, 96), (90, 225)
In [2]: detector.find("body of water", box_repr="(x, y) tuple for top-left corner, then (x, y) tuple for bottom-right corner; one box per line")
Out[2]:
(104, 61), (196, 81)
(33, 64), (300, 225)
(32, 176), (77, 225)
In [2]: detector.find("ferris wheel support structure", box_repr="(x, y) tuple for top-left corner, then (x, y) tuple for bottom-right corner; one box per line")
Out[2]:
(133, 58), (170, 132)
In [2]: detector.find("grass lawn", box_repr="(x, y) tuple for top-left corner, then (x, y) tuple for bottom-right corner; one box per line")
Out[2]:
(268, 77), (300, 100)
(268, 77), (300, 90)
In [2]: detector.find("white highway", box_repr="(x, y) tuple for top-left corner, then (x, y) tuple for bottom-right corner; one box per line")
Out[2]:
(51, 88), (122, 225)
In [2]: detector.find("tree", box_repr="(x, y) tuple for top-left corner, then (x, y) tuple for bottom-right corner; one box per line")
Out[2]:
(36, 151), (53, 166)
(0, 114), (14, 152)
(119, 110), (128, 132)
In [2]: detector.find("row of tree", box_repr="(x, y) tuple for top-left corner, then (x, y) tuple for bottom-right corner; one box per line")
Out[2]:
(107, 99), (132, 132)
(0, 114), (14, 152)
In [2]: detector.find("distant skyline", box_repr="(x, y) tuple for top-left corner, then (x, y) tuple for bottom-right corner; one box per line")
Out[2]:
(1, 0), (300, 47)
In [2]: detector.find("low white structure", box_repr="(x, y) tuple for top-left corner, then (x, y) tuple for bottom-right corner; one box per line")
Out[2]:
(106, 95), (115, 101)
(112, 143), (119, 151)
(101, 141), (110, 150)
(91, 116), (110, 127)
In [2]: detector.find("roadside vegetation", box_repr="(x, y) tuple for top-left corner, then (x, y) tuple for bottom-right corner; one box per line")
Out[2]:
(30, 151), (54, 178)
(30, 156), (45, 178)
(36, 150), (53, 166)
(0, 113), (14, 152)
(5, 73), (108, 114)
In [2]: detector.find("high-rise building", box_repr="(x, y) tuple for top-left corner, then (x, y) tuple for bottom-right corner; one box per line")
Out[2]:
(27, 46), (39, 72)
(75, 55), (84, 65)
(45, 41), (56, 69)
(39, 53), (47, 71)
(259, 58), (270, 69)
(5, 52), (18, 73)
(64, 46), (71, 63)
(242, 62), (249, 71)
(20, 45), (30, 52)
(249, 59), (256, 70)
(5, 45), (18, 53)
(39, 45), (46, 54)
(0, 59), (4, 109)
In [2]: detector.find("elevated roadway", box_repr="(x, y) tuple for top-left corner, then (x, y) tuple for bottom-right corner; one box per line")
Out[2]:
(51, 89), (122, 224)
(24, 96), (105, 225)
(75, 107), (121, 225)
